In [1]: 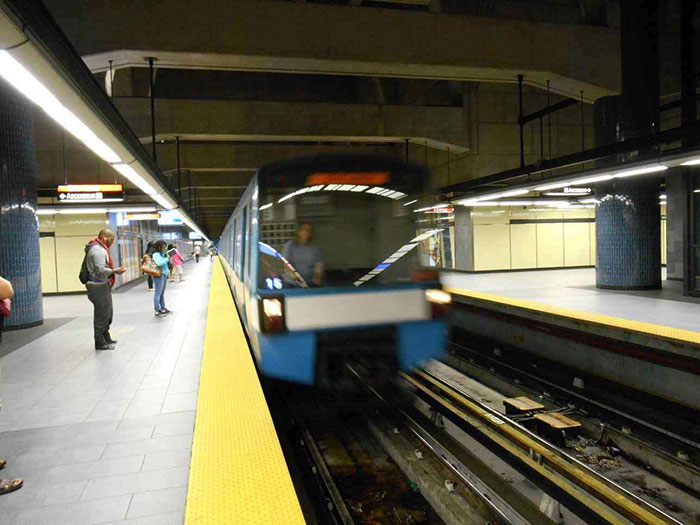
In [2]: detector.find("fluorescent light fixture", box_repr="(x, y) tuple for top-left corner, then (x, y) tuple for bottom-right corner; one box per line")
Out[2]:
(0, 51), (121, 164)
(681, 158), (700, 166)
(36, 209), (57, 215)
(110, 207), (156, 212)
(613, 165), (667, 178)
(497, 200), (536, 206)
(579, 198), (597, 204)
(695, 189), (700, 193)
(403, 199), (418, 206)
(351, 185), (369, 192)
(476, 193), (506, 201)
(152, 193), (175, 210)
(260, 203), (273, 211)
(535, 181), (572, 191)
(573, 174), (613, 185)
(500, 189), (529, 198)
(659, 194), (667, 200)
(57, 208), (108, 214)
(111, 163), (157, 195)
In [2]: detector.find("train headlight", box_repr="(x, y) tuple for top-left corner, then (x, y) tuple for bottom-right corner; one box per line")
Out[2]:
(260, 297), (286, 333)
(425, 289), (451, 318)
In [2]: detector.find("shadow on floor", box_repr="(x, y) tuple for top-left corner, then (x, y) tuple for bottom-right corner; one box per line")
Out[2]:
(573, 279), (700, 304)
(0, 317), (77, 359)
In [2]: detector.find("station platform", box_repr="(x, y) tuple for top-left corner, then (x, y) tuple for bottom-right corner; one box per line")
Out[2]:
(442, 268), (699, 409)
(442, 268), (700, 342)
(0, 259), (303, 524)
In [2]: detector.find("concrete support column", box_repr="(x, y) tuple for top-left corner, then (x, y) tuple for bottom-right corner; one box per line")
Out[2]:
(0, 79), (43, 329)
(665, 174), (686, 281)
(594, 1), (662, 290)
(453, 207), (474, 271)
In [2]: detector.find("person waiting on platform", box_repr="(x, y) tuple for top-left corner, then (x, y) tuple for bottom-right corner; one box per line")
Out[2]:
(209, 245), (216, 261)
(152, 240), (172, 317)
(282, 222), (324, 286)
(166, 244), (175, 282)
(168, 244), (185, 283)
(193, 244), (201, 263)
(0, 275), (23, 495)
(83, 229), (126, 350)
(142, 241), (155, 292)
(0, 275), (12, 344)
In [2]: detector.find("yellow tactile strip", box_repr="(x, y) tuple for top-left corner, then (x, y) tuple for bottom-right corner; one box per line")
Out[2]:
(446, 287), (700, 346)
(185, 259), (305, 524)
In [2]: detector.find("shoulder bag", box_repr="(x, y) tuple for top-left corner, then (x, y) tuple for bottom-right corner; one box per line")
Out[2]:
(140, 255), (162, 277)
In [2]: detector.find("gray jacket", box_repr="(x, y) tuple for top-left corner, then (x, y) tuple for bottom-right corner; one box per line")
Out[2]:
(85, 242), (114, 283)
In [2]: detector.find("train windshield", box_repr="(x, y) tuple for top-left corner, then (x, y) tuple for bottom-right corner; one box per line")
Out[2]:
(257, 160), (427, 289)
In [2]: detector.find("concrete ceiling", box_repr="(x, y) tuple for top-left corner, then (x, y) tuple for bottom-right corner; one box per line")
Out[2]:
(34, 0), (628, 237)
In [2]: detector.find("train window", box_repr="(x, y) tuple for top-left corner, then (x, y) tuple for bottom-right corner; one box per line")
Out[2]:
(256, 160), (427, 288)
(240, 206), (248, 278)
(232, 218), (237, 263)
(246, 208), (254, 282)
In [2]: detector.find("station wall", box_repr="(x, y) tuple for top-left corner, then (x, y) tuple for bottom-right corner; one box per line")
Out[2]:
(38, 213), (194, 294)
(454, 205), (667, 272)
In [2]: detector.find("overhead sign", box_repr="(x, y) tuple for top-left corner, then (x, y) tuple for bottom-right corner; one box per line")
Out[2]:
(57, 184), (123, 203)
(125, 213), (159, 221)
(563, 187), (592, 194)
(189, 232), (203, 240)
(306, 172), (389, 186)
(158, 210), (184, 226)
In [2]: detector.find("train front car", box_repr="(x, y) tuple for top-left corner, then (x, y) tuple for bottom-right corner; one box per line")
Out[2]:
(251, 154), (449, 387)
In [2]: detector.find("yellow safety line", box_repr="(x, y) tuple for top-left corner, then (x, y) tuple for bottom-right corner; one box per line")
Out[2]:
(446, 287), (700, 346)
(185, 259), (306, 525)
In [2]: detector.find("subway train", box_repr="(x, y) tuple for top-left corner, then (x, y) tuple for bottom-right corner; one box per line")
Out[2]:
(218, 153), (449, 387)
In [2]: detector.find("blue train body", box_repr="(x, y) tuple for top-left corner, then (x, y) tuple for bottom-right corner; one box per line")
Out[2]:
(217, 154), (448, 386)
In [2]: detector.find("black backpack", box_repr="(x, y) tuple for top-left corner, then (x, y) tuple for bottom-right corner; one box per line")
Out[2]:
(78, 251), (90, 285)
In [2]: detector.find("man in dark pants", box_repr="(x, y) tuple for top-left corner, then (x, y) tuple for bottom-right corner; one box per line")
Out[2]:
(85, 229), (125, 350)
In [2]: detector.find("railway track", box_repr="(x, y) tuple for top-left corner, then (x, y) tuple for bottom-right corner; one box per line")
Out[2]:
(402, 368), (685, 525)
(272, 358), (694, 524)
(445, 335), (700, 498)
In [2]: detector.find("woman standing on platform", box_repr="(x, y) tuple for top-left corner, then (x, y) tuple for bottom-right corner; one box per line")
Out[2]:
(0, 275), (13, 344)
(142, 241), (155, 292)
(169, 245), (185, 283)
(0, 274), (23, 495)
(151, 240), (171, 317)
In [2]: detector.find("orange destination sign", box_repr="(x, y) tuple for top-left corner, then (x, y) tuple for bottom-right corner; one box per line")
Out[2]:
(306, 172), (389, 186)
(57, 184), (123, 193)
(57, 184), (124, 203)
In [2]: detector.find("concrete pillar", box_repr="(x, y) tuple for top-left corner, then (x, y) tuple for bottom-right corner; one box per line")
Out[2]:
(594, 1), (662, 290)
(665, 174), (686, 281)
(0, 79), (43, 329)
(453, 207), (474, 271)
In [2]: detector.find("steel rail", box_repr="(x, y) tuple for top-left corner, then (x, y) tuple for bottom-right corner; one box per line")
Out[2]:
(298, 426), (355, 525)
(346, 365), (553, 525)
(403, 369), (683, 525)
(449, 341), (700, 451)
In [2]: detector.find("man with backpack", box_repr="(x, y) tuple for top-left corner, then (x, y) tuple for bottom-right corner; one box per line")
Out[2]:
(79, 228), (125, 350)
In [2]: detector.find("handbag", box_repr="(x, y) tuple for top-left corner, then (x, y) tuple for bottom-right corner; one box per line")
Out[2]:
(140, 255), (162, 277)
(0, 298), (10, 317)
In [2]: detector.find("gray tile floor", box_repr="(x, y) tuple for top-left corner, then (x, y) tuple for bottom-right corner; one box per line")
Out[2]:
(0, 260), (213, 524)
(442, 268), (700, 332)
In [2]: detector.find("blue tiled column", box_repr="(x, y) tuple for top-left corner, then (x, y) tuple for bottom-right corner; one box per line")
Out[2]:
(593, 1), (662, 290)
(595, 178), (661, 289)
(0, 79), (43, 329)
